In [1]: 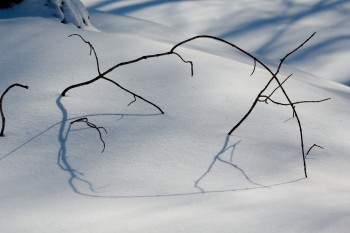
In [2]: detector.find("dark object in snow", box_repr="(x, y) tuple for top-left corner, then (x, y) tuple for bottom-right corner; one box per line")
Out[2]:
(0, 83), (29, 137)
(0, 0), (23, 9)
(61, 33), (331, 178)
(63, 34), (167, 114)
(306, 144), (324, 156)
(70, 117), (107, 153)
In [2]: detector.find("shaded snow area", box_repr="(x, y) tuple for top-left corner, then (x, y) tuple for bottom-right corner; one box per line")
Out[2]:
(0, 0), (93, 29)
(84, 0), (350, 85)
(1, 1), (350, 233)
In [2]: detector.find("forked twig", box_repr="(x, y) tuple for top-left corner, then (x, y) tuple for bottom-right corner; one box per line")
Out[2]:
(266, 73), (293, 100)
(102, 76), (164, 113)
(306, 144), (324, 155)
(0, 83), (29, 136)
(65, 34), (165, 114)
(70, 117), (107, 153)
(258, 96), (331, 106)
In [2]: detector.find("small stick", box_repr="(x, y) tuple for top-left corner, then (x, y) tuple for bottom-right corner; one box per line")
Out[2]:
(0, 83), (29, 137)
(306, 144), (324, 155)
(250, 59), (256, 76)
(70, 117), (107, 153)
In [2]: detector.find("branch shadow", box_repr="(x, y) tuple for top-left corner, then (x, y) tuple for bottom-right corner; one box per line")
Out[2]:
(86, 0), (350, 85)
(55, 96), (164, 195)
(54, 130), (304, 199)
(2, 96), (306, 199)
(87, 0), (171, 15)
(194, 135), (267, 193)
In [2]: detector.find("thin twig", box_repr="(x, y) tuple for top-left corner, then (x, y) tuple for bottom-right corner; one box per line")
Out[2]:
(250, 59), (256, 76)
(267, 73), (293, 99)
(102, 76), (164, 114)
(173, 52), (194, 77)
(69, 34), (101, 75)
(128, 94), (137, 106)
(306, 144), (324, 155)
(70, 117), (107, 153)
(0, 83), (29, 137)
(258, 96), (331, 106)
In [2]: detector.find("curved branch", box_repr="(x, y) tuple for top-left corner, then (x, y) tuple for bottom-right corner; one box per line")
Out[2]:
(102, 76), (164, 114)
(69, 34), (102, 75)
(250, 59), (256, 76)
(306, 144), (324, 155)
(61, 51), (172, 97)
(258, 96), (331, 106)
(0, 83), (29, 137)
(267, 73), (293, 99)
(61, 33), (319, 178)
(172, 52), (194, 76)
(128, 95), (137, 106)
(70, 117), (107, 153)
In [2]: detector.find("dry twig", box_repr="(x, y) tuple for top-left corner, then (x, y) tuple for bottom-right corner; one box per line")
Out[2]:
(0, 83), (29, 136)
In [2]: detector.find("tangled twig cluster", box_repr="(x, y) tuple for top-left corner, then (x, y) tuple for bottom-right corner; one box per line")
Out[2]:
(60, 33), (330, 178)
(0, 33), (330, 178)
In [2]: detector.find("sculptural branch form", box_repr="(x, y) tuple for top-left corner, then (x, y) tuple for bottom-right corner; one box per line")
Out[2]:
(61, 33), (330, 178)
(0, 83), (29, 137)
(70, 117), (107, 153)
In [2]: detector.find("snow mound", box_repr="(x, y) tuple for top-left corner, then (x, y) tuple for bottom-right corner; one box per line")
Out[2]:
(0, 0), (94, 29)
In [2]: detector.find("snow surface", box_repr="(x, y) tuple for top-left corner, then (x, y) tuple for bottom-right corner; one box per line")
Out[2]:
(0, 0), (94, 29)
(83, 0), (350, 85)
(1, 1), (350, 233)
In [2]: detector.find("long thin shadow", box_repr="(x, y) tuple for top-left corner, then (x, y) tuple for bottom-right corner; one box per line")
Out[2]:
(87, 0), (169, 15)
(0, 104), (160, 161)
(56, 177), (306, 199)
(56, 96), (164, 195)
(194, 135), (266, 193)
(56, 96), (97, 194)
(53, 119), (305, 198)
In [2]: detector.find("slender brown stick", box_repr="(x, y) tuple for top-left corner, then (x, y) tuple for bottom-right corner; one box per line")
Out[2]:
(0, 83), (29, 137)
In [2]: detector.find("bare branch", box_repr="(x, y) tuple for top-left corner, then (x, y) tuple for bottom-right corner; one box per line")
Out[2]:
(250, 59), (256, 76)
(172, 52), (194, 77)
(61, 32), (324, 178)
(0, 83), (29, 137)
(267, 73), (293, 99)
(306, 144), (324, 155)
(69, 34), (101, 75)
(128, 94), (137, 106)
(258, 95), (331, 106)
(102, 76), (164, 114)
(70, 117), (107, 153)
(275, 32), (316, 76)
(63, 34), (166, 114)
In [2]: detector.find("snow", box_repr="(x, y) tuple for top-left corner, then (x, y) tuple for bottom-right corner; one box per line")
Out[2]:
(1, 1), (350, 233)
(83, 0), (350, 85)
(0, 0), (93, 29)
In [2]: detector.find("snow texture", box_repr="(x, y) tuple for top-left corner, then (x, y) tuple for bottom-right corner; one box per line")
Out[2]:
(0, 1), (349, 233)
(0, 0), (93, 29)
